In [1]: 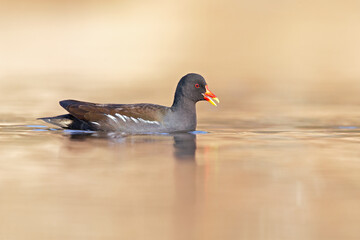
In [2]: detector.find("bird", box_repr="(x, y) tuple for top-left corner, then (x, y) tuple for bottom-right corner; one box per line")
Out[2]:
(39, 73), (219, 133)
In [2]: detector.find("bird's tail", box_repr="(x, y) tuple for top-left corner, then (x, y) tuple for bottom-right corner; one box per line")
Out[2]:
(38, 114), (92, 130)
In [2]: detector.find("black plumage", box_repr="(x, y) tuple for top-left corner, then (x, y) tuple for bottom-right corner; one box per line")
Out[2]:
(39, 73), (219, 133)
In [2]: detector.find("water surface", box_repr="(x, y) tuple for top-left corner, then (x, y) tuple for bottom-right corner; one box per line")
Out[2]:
(1, 102), (360, 240)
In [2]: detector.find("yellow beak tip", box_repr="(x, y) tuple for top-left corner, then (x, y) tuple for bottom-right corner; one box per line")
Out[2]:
(207, 98), (217, 106)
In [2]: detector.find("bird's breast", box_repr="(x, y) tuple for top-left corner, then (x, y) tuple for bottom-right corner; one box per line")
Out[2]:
(163, 110), (197, 132)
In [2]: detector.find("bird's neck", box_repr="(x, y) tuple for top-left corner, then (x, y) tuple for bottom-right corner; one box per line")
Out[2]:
(167, 92), (197, 131)
(171, 93), (196, 113)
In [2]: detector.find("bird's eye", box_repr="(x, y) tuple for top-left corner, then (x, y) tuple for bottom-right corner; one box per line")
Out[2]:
(195, 84), (200, 88)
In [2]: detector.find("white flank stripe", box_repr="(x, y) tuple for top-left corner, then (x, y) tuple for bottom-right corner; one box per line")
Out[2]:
(130, 117), (139, 123)
(106, 114), (118, 123)
(115, 113), (126, 122)
(137, 117), (160, 125)
(105, 114), (160, 126)
(91, 121), (100, 126)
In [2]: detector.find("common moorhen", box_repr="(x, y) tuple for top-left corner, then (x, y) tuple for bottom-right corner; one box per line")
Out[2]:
(39, 73), (219, 133)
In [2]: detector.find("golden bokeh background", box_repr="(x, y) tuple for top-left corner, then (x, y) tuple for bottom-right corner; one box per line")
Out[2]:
(2, 2), (360, 239)
(1, 0), (360, 108)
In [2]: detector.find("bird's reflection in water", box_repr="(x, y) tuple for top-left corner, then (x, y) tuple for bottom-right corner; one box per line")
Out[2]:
(65, 131), (197, 161)
(173, 133), (196, 160)
(63, 130), (199, 240)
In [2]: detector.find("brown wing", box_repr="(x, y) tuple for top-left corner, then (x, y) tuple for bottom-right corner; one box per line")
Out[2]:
(60, 99), (169, 131)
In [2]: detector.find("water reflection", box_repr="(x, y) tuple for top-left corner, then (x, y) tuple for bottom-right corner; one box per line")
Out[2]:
(60, 130), (200, 240)
(3, 120), (360, 239)
(63, 130), (197, 161)
(173, 133), (196, 160)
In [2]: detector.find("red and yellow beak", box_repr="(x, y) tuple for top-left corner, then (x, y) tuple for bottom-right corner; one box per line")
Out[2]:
(202, 85), (220, 106)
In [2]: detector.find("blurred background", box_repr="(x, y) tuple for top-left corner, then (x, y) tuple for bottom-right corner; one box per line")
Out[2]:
(1, 0), (360, 114)
(2, 1), (360, 240)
